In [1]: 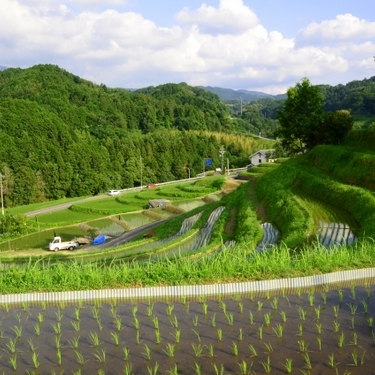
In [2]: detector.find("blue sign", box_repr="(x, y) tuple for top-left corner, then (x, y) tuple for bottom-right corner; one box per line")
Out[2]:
(205, 158), (212, 166)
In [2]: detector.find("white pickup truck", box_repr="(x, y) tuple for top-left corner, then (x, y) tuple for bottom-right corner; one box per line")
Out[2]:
(49, 236), (79, 251)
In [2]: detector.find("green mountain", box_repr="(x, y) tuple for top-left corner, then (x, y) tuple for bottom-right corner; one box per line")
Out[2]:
(201, 86), (274, 102)
(0, 64), (273, 207)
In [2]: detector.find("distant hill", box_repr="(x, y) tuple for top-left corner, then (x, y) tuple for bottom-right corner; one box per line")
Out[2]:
(201, 86), (273, 102)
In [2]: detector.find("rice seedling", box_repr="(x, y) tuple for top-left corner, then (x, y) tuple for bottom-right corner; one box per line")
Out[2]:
(266, 291), (271, 300)
(212, 363), (225, 375)
(94, 348), (106, 364)
(347, 303), (358, 316)
(314, 305), (322, 320)
(249, 311), (254, 325)
(351, 316), (355, 329)
(54, 334), (62, 349)
(317, 337), (322, 351)
(238, 359), (253, 375)
(333, 321), (340, 333)
(238, 302), (244, 314)
(283, 358), (293, 374)
(211, 313), (216, 327)
(217, 328), (223, 341)
(115, 316), (122, 332)
(51, 322), (61, 335)
(37, 312), (44, 323)
(143, 344), (152, 360)
(71, 320), (80, 332)
(132, 317), (140, 330)
(297, 324), (303, 337)
(264, 312), (271, 326)
(9, 353), (17, 371)
(259, 325), (263, 340)
(123, 347), (130, 361)
(368, 316), (373, 328)
(349, 349), (364, 366)
(170, 329), (180, 343)
(191, 343), (205, 357)
(321, 292), (327, 304)
(168, 315), (178, 329)
(303, 352), (312, 371)
(91, 306), (100, 320)
(365, 285), (371, 298)
(230, 341), (239, 356)
(297, 287), (302, 298)
(207, 344), (215, 358)
(28, 338), (36, 352)
(166, 303), (174, 316)
(154, 329), (161, 344)
(55, 308), (63, 322)
(264, 341), (273, 354)
(68, 336), (80, 349)
(333, 305), (340, 319)
(147, 302), (154, 317)
(350, 332), (358, 346)
(249, 344), (258, 357)
(328, 353), (336, 369)
(136, 329), (141, 344)
(225, 312), (234, 326)
(273, 323), (283, 338)
(192, 328), (201, 342)
(238, 328), (243, 341)
(192, 314), (199, 327)
(34, 323), (41, 337)
(337, 289), (343, 304)
(185, 301), (190, 314)
(257, 301), (263, 311)
(308, 293), (315, 307)
(111, 331), (120, 346)
(338, 331), (345, 348)
(298, 340), (308, 353)
(202, 302), (208, 315)
(152, 316), (159, 330)
(166, 364), (178, 375)
(192, 362), (201, 375)
(89, 331), (101, 347)
(316, 322), (323, 335)
(12, 325), (22, 338)
(15, 312), (22, 324)
(6, 338), (17, 354)
(250, 290), (255, 301)
(147, 362), (160, 375)
(350, 283), (356, 300)
(163, 343), (175, 358)
(270, 296), (279, 310)
(123, 363), (133, 375)
(260, 356), (271, 374)
(56, 349), (62, 366)
(360, 298), (368, 314)
(280, 311), (287, 322)
(75, 307), (81, 321)
(298, 307), (307, 321)
(219, 301), (227, 314)
(110, 303), (117, 319)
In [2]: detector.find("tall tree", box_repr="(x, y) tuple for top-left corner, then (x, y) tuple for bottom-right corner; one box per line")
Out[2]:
(276, 78), (325, 154)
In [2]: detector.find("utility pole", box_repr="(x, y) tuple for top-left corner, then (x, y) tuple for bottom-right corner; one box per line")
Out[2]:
(219, 146), (225, 174)
(0, 173), (4, 215)
(140, 156), (143, 190)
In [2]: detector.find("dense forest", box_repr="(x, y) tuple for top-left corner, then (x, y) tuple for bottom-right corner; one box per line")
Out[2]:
(0, 64), (272, 208)
(224, 76), (375, 137)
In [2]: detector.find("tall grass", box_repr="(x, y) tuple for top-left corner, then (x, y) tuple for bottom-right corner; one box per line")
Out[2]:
(1, 240), (375, 294)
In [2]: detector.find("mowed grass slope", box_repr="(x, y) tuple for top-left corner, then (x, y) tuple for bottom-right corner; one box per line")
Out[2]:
(255, 130), (375, 247)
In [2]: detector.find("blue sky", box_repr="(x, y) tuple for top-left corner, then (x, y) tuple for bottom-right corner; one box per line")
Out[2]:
(1, 0), (374, 93)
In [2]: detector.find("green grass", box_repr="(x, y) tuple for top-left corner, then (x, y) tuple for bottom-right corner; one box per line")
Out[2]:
(1, 240), (375, 294)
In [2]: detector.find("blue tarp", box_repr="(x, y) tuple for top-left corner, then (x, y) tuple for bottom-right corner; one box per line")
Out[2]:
(93, 234), (106, 245)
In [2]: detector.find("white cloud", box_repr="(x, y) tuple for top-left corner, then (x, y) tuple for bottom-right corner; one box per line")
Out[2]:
(176, 0), (259, 34)
(296, 14), (375, 45)
(0, 1), (373, 94)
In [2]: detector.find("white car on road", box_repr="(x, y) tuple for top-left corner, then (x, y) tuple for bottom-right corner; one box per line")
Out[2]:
(108, 190), (120, 196)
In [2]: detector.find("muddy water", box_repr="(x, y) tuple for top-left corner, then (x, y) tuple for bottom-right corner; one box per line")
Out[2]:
(0, 285), (374, 374)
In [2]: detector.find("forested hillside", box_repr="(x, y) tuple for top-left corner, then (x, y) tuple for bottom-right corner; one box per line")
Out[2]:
(0, 64), (273, 208)
(226, 76), (375, 137)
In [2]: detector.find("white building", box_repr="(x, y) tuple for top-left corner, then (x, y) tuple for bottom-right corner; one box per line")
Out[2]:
(249, 149), (275, 166)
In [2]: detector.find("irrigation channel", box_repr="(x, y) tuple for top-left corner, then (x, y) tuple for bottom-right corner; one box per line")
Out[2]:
(0, 273), (374, 374)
